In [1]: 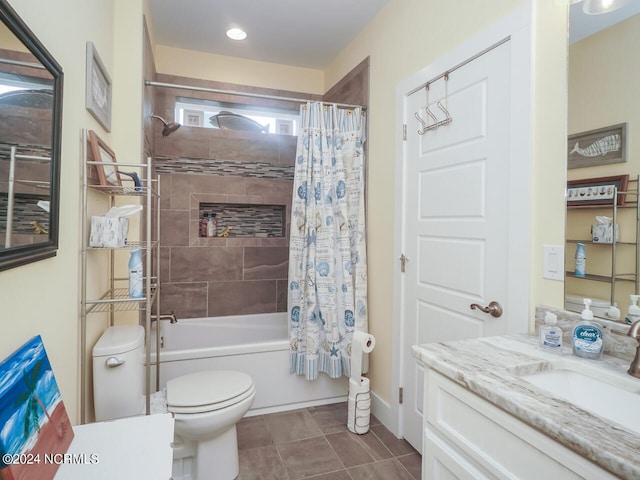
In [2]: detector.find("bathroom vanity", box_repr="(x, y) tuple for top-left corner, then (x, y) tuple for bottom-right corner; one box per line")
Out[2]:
(412, 324), (639, 479)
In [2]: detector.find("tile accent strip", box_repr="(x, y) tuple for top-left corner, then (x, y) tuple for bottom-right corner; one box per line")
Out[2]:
(155, 155), (294, 179)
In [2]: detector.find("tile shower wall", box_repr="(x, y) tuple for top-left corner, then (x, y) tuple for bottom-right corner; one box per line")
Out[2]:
(155, 116), (296, 319)
(152, 63), (368, 319)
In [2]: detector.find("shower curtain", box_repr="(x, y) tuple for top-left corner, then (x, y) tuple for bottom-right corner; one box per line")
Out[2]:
(288, 101), (368, 381)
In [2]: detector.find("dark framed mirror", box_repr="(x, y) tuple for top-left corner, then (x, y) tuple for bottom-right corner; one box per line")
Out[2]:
(0, 0), (63, 271)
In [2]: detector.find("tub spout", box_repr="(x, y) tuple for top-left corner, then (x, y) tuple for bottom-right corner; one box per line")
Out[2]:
(151, 311), (178, 324)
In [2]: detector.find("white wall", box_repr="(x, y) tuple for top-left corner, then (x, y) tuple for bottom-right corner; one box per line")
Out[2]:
(154, 46), (325, 95)
(0, 0), (146, 423)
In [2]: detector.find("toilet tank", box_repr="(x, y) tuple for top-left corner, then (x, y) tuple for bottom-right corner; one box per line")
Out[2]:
(93, 325), (145, 421)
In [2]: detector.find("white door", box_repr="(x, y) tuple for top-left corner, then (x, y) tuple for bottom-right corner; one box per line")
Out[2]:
(400, 40), (516, 450)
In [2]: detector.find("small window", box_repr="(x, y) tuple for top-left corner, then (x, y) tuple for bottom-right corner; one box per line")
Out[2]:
(0, 73), (53, 96)
(175, 97), (299, 136)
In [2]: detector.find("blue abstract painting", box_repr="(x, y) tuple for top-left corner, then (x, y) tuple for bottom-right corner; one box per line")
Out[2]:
(0, 336), (73, 480)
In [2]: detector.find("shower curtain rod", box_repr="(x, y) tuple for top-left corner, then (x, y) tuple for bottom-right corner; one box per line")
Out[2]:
(145, 80), (366, 111)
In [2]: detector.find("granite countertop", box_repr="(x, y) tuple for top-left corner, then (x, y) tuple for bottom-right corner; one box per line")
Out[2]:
(412, 333), (640, 480)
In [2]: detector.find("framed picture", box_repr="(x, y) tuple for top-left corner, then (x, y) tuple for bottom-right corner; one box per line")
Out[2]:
(88, 129), (121, 186)
(85, 41), (112, 132)
(567, 123), (626, 169)
(567, 174), (629, 207)
(0, 336), (74, 480)
(184, 109), (204, 127)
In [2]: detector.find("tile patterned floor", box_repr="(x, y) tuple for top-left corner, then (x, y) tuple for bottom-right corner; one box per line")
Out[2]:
(237, 402), (421, 480)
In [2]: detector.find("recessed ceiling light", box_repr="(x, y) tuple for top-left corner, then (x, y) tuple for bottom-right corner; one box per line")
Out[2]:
(226, 28), (247, 41)
(582, 0), (629, 14)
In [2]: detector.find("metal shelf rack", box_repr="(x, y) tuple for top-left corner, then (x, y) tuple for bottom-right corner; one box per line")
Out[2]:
(80, 128), (160, 424)
(566, 175), (639, 311)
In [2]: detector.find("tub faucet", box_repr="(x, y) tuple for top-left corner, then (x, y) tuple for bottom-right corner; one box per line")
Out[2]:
(627, 320), (640, 378)
(150, 311), (178, 324)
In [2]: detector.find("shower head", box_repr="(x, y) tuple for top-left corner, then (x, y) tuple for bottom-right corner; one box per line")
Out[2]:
(151, 114), (181, 137)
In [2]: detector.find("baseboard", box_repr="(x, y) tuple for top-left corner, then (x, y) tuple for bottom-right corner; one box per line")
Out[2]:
(246, 395), (348, 417)
(371, 389), (399, 437)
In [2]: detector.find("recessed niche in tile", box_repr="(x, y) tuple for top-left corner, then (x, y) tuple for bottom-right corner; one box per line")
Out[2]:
(199, 203), (285, 238)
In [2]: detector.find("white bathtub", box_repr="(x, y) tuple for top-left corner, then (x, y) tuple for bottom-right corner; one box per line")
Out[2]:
(150, 312), (348, 415)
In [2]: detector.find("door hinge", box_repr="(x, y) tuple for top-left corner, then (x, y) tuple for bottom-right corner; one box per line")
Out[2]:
(399, 387), (404, 404)
(403, 124), (407, 141)
(399, 254), (408, 273)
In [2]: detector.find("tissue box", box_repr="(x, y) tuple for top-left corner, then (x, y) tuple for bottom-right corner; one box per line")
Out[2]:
(89, 216), (129, 247)
(591, 223), (618, 244)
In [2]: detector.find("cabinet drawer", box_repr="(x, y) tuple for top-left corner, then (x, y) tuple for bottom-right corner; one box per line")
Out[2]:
(424, 427), (494, 480)
(424, 369), (618, 480)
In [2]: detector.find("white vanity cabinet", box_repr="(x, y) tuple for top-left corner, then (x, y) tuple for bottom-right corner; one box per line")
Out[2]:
(422, 368), (619, 480)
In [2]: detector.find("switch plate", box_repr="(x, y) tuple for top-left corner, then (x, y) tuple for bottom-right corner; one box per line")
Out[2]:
(543, 245), (564, 281)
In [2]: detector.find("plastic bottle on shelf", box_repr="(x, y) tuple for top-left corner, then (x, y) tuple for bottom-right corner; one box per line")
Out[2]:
(207, 213), (217, 237)
(624, 295), (640, 325)
(574, 243), (586, 277)
(607, 303), (621, 321)
(128, 248), (143, 299)
(200, 212), (208, 238)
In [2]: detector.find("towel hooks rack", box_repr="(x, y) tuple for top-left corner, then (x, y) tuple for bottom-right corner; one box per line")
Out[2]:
(415, 84), (438, 134)
(415, 73), (453, 135)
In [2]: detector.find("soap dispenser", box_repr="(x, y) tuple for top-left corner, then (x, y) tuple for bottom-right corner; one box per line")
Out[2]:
(539, 312), (562, 352)
(624, 295), (640, 325)
(572, 298), (603, 359)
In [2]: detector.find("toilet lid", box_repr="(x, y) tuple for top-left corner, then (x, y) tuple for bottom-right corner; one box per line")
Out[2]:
(165, 370), (254, 413)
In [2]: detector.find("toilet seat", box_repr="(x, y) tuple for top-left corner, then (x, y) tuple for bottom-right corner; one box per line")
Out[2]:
(165, 370), (255, 414)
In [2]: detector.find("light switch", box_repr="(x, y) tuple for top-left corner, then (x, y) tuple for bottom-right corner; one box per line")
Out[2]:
(543, 245), (564, 281)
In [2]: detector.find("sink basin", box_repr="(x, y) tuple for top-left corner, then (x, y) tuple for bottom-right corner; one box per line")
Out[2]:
(519, 357), (640, 435)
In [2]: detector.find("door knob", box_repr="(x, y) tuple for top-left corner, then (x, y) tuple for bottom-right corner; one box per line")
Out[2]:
(470, 301), (503, 318)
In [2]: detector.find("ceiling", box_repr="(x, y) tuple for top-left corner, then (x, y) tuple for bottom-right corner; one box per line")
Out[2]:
(147, 1), (639, 69)
(146, 0), (390, 69)
(569, 0), (640, 43)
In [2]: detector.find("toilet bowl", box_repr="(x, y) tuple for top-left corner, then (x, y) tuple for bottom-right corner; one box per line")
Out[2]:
(93, 325), (255, 480)
(166, 370), (256, 480)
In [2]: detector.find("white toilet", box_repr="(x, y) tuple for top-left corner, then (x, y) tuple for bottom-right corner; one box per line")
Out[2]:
(93, 325), (255, 480)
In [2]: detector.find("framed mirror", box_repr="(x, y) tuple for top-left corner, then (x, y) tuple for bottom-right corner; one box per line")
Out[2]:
(0, 0), (63, 271)
(565, 1), (640, 322)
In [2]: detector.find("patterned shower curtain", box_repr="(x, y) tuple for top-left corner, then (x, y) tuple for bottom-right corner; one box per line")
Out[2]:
(288, 101), (368, 381)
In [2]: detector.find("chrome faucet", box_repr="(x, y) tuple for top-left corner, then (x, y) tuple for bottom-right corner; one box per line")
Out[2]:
(627, 320), (640, 378)
(150, 311), (178, 324)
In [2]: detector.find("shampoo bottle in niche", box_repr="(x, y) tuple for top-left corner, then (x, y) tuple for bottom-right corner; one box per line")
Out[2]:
(199, 212), (208, 238)
(207, 213), (217, 237)
(574, 243), (586, 277)
(624, 295), (640, 325)
(572, 298), (603, 359)
(128, 248), (143, 299)
(539, 312), (562, 352)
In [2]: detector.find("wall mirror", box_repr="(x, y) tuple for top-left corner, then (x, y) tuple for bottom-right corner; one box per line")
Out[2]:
(565, 1), (640, 322)
(0, 0), (63, 271)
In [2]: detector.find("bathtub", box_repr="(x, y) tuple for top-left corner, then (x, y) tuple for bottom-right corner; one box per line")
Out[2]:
(150, 312), (348, 415)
